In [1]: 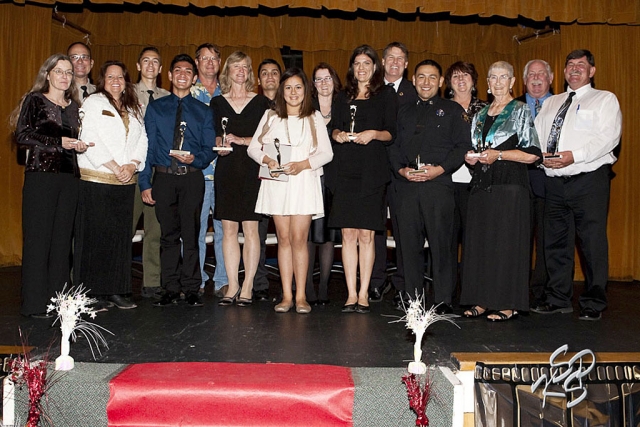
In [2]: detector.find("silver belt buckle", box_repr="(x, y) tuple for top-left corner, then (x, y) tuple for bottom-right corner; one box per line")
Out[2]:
(176, 166), (188, 175)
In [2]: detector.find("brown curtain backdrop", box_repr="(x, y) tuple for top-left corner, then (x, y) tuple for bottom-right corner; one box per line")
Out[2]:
(1, 4), (52, 266)
(2, 3), (639, 281)
(10, 0), (640, 24)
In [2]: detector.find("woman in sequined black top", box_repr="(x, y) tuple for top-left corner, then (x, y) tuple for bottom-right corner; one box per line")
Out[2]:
(10, 54), (89, 317)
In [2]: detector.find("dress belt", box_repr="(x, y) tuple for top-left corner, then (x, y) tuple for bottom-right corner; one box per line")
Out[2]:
(80, 168), (137, 185)
(155, 165), (200, 175)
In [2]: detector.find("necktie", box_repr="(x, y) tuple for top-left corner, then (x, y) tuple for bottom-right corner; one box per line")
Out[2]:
(546, 92), (575, 154)
(81, 85), (89, 99)
(171, 99), (183, 172)
(534, 99), (541, 117)
(147, 90), (155, 103)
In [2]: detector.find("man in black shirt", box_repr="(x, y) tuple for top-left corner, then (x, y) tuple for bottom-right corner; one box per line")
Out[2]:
(388, 59), (471, 313)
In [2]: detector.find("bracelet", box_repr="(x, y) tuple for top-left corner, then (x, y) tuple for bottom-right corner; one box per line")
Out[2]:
(497, 151), (503, 161)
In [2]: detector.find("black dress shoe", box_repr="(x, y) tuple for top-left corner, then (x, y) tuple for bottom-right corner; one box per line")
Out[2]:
(253, 289), (269, 302)
(108, 295), (137, 309)
(141, 287), (163, 299)
(579, 307), (601, 321)
(369, 282), (392, 302)
(434, 303), (453, 315)
(531, 303), (573, 314)
(393, 291), (409, 312)
(185, 292), (204, 307)
(153, 291), (180, 307)
(29, 312), (54, 319)
(317, 299), (330, 306)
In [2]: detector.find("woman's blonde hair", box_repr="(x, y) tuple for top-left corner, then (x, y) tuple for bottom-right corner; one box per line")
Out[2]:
(219, 51), (255, 94)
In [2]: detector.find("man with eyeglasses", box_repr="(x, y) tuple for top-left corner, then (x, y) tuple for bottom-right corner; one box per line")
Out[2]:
(516, 59), (554, 309)
(369, 42), (419, 310)
(532, 49), (622, 321)
(132, 46), (171, 300)
(67, 42), (95, 99)
(189, 43), (229, 300)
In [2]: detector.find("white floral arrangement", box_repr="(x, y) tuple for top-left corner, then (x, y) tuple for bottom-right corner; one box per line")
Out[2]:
(391, 294), (459, 374)
(46, 285), (113, 370)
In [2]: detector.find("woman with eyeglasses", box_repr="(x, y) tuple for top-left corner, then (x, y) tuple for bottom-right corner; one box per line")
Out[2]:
(74, 60), (148, 311)
(10, 54), (90, 318)
(460, 61), (541, 322)
(329, 45), (398, 314)
(305, 62), (342, 306)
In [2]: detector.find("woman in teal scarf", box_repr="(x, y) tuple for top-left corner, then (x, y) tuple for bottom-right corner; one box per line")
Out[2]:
(460, 61), (541, 322)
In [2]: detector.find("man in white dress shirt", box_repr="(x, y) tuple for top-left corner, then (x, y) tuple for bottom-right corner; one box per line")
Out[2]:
(532, 49), (622, 321)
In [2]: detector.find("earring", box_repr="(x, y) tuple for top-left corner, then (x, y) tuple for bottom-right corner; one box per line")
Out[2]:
(487, 88), (492, 94)
(448, 89), (454, 97)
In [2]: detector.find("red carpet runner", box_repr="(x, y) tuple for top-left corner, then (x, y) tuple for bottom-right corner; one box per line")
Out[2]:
(107, 362), (354, 426)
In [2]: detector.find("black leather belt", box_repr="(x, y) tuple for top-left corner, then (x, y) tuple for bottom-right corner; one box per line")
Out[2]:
(155, 165), (199, 175)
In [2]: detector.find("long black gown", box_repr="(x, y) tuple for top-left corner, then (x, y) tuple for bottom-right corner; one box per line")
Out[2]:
(460, 114), (541, 312)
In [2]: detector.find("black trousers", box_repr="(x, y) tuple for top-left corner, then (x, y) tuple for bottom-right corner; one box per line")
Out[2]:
(544, 166), (611, 311)
(396, 181), (455, 302)
(451, 182), (470, 294)
(21, 172), (78, 316)
(153, 171), (204, 295)
(529, 194), (548, 303)
(370, 180), (406, 291)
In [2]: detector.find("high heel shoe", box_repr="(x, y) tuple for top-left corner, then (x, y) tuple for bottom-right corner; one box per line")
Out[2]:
(218, 288), (240, 306)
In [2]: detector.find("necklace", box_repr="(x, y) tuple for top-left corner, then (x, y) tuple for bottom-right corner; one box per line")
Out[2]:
(284, 116), (306, 147)
(228, 93), (249, 112)
(320, 109), (331, 119)
(44, 93), (69, 107)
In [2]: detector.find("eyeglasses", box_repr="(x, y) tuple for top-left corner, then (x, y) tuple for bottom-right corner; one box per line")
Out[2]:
(51, 69), (74, 77)
(69, 54), (90, 62)
(199, 56), (220, 62)
(314, 76), (333, 83)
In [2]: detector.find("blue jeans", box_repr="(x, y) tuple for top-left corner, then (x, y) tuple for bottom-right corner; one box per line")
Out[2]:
(199, 179), (227, 289)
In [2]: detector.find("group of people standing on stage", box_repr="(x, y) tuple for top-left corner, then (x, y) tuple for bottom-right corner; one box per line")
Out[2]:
(12, 39), (621, 322)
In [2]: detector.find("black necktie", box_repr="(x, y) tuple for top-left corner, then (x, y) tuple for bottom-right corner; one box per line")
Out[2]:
(81, 85), (89, 99)
(546, 92), (575, 154)
(147, 90), (155, 103)
(171, 99), (183, 172)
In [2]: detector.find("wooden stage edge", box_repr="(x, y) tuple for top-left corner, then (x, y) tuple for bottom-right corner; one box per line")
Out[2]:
(451, 352), (640, 371)
(0, 346), (34, 355)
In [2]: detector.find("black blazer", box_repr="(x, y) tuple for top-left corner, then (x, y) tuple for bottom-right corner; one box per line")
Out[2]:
(396, 78), (418, 108)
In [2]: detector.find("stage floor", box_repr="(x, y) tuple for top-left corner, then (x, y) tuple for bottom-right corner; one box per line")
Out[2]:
(1, 266), (638, 368)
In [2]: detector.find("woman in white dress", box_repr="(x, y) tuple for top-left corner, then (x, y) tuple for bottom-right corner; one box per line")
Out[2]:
(248, 68), (333, 314)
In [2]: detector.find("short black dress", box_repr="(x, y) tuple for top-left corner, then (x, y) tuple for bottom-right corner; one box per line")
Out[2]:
(327, 87), (397, 231)
(211, 95), (270, 222)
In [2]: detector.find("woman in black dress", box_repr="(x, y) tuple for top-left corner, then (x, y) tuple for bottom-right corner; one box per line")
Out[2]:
(10, 54), (89, 317)
(306, 62), (342, 305)
(460, 61), (541, 322)
(329, 45), (398, 314)
(211, 51), (270, 306)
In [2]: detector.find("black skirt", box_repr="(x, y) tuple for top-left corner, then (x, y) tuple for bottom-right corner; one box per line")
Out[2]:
(460, 184), (530, 311)
(75, 180), (135, 295)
